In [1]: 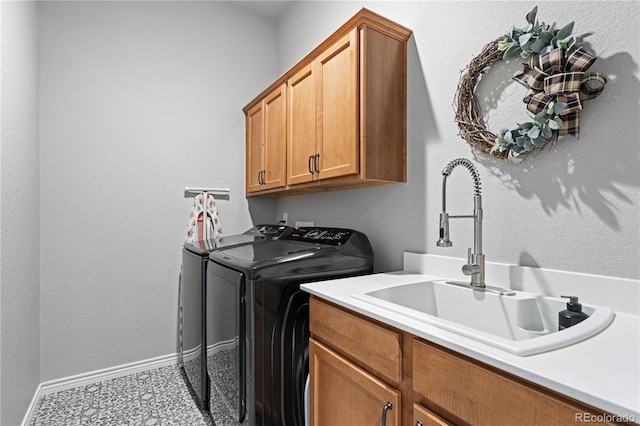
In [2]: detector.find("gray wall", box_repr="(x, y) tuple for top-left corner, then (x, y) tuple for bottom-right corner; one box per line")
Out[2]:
(37, 1), (277, 382)
(275, 1), (640, 278)
(0, 1), (41, 425)
(1, 2), (638, 424)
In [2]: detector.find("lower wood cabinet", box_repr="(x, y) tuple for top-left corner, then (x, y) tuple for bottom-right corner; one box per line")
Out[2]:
(309, 296), (627, 426)
(412, 339), (623, 425)
(413, 403), (453, 426)
(309, 339), (401, 426)
(309, 292), (402, 386)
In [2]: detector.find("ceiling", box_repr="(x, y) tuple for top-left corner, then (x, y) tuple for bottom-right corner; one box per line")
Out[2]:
(230, 1), (293, 19)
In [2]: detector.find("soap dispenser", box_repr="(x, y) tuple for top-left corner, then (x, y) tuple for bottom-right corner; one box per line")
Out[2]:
(559, 296), (589, 330)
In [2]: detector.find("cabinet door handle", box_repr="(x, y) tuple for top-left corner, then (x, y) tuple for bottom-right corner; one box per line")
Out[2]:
(258, 170), (265, 185)
(308, 155), (314, 174)
(314, 153), (320, 174)
(416, 422), (423, 426)
(381, 401), (393, 426)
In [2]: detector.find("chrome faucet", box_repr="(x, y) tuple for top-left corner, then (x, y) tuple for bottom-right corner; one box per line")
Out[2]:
(436, 158), (485, 288)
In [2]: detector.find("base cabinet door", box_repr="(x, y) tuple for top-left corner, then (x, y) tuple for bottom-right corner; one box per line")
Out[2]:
(309, 338), (400, 426)
(413, 339), (620, 426)
(413, 403), (454, 426)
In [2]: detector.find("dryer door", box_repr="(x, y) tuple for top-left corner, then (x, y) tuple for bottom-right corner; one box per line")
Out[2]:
(181, 248), (208, 410)
(206, 262), (250, 424)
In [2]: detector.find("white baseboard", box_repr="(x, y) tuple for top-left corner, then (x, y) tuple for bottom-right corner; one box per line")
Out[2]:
(20, 351), (180, 426)
(207, 338), (236, 357)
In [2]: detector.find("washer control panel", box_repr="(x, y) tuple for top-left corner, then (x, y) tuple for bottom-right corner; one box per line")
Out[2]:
(285, 227), (354, 245)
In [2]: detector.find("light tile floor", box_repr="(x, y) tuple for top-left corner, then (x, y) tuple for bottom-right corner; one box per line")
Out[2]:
(29, 365), (214, 426)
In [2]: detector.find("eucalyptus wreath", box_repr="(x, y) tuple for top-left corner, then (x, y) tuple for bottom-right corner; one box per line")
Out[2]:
(454, 7), (607, 162)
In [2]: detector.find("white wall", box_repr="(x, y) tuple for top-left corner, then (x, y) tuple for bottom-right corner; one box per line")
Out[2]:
(38, 1), (278, 382)
(275, 1), (640, 279)
(0, 1), (41, 424)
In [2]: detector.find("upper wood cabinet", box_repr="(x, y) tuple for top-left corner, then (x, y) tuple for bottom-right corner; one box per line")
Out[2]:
(246, 101), (264, 194)
(243, 8), (412, 196)
(288, 29), (359, 186)
(315, 28), (359, 182)
(287, 62), (318, 186)
(245, 84), (287, 194)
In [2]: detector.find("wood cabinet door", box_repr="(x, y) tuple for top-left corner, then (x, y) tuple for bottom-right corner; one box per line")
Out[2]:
(316, 28), (359, 181)
(245, 101), (264, 194)
(287, 62), (317, 185)
(310, 338), (400, 426)
(263, 84), (287, 190)
(413, 403), (454, 426)
(310, 296), (402, 386)
(413, 339), (618, 426)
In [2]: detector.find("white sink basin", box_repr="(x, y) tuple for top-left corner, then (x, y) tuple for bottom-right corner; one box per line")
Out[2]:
(351, 280), (614, 356)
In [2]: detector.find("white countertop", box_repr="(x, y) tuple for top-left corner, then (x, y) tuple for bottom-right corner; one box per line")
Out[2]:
(301, 263), (640, 421)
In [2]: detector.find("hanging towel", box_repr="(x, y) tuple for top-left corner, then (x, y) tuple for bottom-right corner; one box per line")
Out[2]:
(185, 193), (223, 246)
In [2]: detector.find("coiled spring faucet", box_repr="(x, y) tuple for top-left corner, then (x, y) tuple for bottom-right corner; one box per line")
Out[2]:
(436, 158), (485, 288)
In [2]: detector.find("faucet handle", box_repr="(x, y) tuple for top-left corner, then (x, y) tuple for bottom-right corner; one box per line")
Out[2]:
(462, 248), (481, 276)
(462, 263), (482, 276)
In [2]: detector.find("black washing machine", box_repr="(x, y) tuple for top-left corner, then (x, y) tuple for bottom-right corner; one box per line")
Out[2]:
(206, 227), (374, 426)
(181, 224), (294, 411)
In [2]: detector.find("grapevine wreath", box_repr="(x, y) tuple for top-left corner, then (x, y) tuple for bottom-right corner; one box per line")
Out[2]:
(454, 7), (607, 162)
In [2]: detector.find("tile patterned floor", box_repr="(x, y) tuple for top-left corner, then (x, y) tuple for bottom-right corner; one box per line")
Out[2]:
(29, 365), (214, 426)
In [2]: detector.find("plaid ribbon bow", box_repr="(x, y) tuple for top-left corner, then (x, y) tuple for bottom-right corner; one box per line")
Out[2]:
(513, 47), (607, 138)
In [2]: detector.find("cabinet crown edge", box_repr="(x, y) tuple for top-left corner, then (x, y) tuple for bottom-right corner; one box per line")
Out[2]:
(242, 7), (412, 113)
